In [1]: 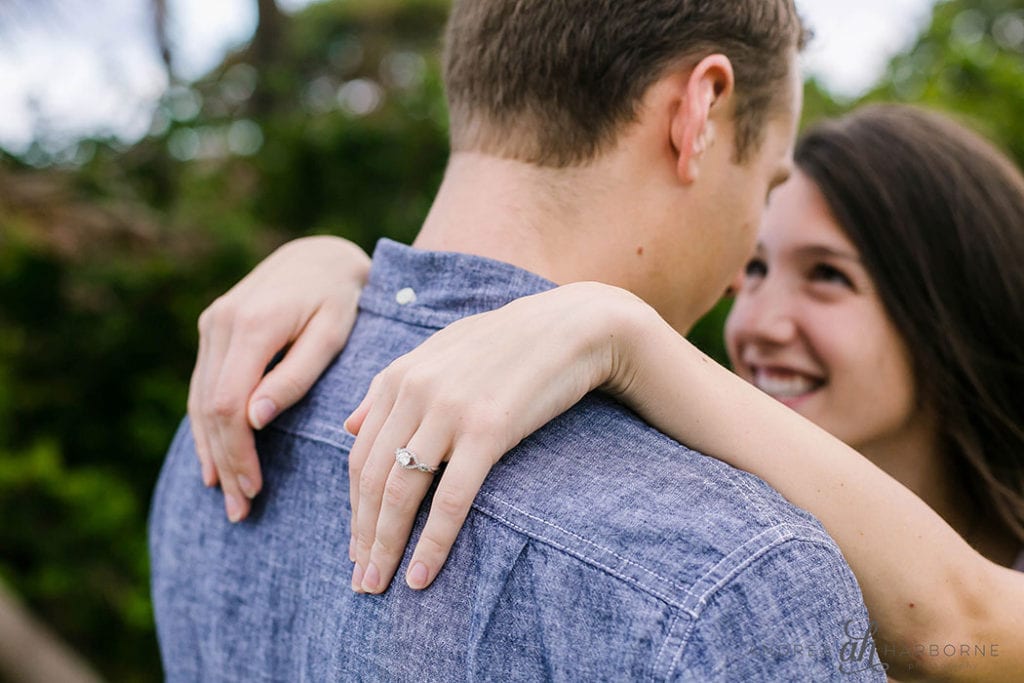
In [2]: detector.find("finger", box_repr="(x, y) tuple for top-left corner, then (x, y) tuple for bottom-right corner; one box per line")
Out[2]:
(405, 437), (495, 590)
(361, 421), (452, 594)
(189, 309), (223, 488)
(209, 427), (253, 523)
(352, 399), (422, 592)
(188, 349), (216, 487)
(247, 306), (352, 430)
(206, 327), (284, 514)
(348, 379), (393, 573)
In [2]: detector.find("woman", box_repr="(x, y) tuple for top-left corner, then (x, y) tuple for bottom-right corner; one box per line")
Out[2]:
(187, 105), (1024, 679)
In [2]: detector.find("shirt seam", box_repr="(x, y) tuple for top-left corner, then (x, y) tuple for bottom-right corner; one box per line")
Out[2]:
(664, 536), (856, 680)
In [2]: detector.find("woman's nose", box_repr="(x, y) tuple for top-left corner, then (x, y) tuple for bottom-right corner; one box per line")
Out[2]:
(728, 282), (798, 347)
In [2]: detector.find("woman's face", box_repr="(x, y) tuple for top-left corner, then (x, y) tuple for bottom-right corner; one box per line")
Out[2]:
(724, 171), (920, 455)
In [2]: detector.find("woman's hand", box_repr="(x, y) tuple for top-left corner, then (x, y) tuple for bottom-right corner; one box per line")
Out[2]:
(345, 282), (655, 594)
(188, 235), (370, 523)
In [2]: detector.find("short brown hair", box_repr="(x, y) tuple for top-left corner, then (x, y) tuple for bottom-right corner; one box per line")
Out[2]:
(442, 0), (807, 167)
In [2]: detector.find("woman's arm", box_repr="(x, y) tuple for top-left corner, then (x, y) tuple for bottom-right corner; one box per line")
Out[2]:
(345, 282), (1024, 681)
(615, 296), (1024, 682)
(188, 235), (369, 522)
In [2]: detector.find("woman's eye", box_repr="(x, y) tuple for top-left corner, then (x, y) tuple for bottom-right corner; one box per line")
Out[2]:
(809, 263), (853, 288)
(744, 258), (767, 279)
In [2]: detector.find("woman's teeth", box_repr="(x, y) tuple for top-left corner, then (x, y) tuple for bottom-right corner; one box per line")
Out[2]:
(753, 370), (821, 398)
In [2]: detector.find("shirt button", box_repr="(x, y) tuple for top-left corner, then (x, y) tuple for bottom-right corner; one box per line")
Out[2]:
(395, 287), (417, 305)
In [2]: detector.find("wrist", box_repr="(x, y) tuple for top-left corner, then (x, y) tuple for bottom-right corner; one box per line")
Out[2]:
(572, 283), (657, 399)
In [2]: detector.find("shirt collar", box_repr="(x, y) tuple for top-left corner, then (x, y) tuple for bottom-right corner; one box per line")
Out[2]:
(359, 239), (557, 329)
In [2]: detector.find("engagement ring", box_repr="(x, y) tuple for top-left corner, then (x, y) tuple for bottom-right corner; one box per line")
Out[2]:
(394, 447), (439, 474)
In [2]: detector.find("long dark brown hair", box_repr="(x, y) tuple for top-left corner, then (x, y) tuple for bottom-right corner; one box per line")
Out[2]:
(796, 104), (1024, 545)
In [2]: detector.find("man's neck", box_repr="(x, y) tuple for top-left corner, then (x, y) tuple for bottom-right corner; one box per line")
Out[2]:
(413, 150), (707, 334)
(413, 153), (593, 282)
(414, 152), (628, 285)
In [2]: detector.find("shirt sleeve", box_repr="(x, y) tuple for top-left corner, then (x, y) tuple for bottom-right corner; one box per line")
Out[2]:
(669, 537), (888, 682)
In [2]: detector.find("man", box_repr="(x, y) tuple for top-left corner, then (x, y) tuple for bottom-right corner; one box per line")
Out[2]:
(150, 1), (883, 679)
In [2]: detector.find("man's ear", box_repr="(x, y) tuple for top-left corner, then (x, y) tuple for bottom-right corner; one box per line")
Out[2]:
(670, 54), (735, 184)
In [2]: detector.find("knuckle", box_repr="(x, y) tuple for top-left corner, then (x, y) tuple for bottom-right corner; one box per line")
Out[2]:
(374, 367), (401, 396)
(318, 318), (349, 350)
(415, 530), (449, 559)
(354, 529), (375, 552)
(348, 456), (364, 482)
(432, 486), (471, 521)
(401, 367), (432, 394)
(211, 449), (237, 472)
(371, 535), (400, 559)
(198, 297), (227, 333)
(397, 368), (440, 405)
(428, 393), (464, 417)
(209, 393), (242, 420)
(380, 476), (413, 510)
(276, 372), (308, 402)
(196, 309), (212, 335)
(464, 403), (508, 439)
(358, 469), (382, 499)
(225, 449), (249, 469)
(233, 309), (266, 335)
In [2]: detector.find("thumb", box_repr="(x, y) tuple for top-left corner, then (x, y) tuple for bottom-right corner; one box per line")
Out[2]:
(343, 394), (372, 435)
(248, 359), (322, 428)
(247, 309), (355, 429)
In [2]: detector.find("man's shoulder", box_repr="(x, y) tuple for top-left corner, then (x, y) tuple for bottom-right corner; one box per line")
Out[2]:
(472, 391), (855, 613)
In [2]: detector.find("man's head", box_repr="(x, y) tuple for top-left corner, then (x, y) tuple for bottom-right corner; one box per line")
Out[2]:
(433, 1), (807, 331)
(443, 0), (807, 168)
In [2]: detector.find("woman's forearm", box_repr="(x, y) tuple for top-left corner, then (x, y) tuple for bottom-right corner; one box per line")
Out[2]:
(610, 303), (1024, 681)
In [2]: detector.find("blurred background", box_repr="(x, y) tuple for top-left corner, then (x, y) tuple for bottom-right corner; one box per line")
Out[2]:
(0, 0), (1021, 679)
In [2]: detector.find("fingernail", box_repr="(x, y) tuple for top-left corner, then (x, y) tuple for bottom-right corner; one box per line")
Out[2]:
(348, 536), (356, 563)
(362, 563), (380, 592)
(351, 563), (365, 592)
(225, 494), (244, 523)
(250, 398), (277, 430)
(342, 415), (354, 435)
(407, 562), (429, 589)
(238, 475), (257, 499)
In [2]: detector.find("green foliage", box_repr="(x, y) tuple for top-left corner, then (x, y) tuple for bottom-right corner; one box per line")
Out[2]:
(0, 441), (154, 680)
(2, 0), (1022, 680)
(866, 0), (1024, 167)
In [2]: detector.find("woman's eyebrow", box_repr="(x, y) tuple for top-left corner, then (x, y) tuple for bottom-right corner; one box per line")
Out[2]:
(793, 244), (862, 262)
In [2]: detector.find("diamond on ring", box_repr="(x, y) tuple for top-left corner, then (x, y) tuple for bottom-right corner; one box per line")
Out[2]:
(394, 447), (439, 474)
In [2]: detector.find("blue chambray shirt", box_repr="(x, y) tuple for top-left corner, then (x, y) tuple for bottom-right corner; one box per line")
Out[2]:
(150, 239), (886, 682)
